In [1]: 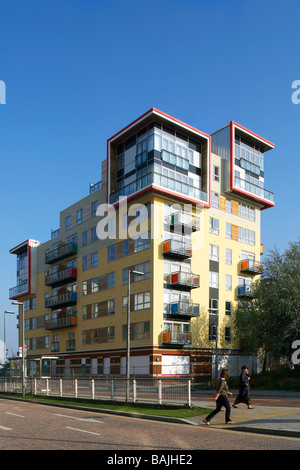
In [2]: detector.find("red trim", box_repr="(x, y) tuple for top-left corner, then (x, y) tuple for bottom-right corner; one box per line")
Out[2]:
(230, 122), (274, 209)
(231, 121), (275, 149)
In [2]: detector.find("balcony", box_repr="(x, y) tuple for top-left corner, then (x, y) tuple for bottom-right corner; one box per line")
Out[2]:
(45, 242), (77, 264)
(9, 280), (28, 299)
(234, 175), (274, 203)
(45, 314), (77, 330)
(162, 330), (192, 345)
(45, 267), (77, 287)
(237, 285), (253, 298)
(168, 211), (200, 234)
(167, 271), (200, 290)
(170, 301), (200, 318)
(45, 291), (77, 309)
(240, 259), (263, 275)
(162, 239), (192, 260)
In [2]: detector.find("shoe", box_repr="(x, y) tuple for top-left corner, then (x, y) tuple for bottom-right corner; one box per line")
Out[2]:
(232, 404), (238, 408)
(203, 419), (210, 425)
(247, 406), (253, 409)
(226, 420), (233, 424)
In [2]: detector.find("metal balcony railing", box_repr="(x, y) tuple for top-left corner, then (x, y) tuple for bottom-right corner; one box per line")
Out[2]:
(45, 243), (77, 264)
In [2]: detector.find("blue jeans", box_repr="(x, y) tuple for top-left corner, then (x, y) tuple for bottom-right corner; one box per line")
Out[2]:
(205, 395), (231, 423)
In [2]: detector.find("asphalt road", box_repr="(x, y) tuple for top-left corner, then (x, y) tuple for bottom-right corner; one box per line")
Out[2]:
(0, 398), (299, 451)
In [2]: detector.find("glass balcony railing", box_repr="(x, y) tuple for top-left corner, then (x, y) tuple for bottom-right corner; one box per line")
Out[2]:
(166, 271), (200, 289)
(167, 211), (200, 233)
(237, 285), (253, 298)
(110, 164), (208, 204)
(162, 330), (192, 345)
(162, 239), (192, 259)
(45, 314), (77, 330)
(45, 243), (77, 264)
(234, 176), (274, 202)
(45, 267), (77, 286)
(170, 301), (200, 317)
(9, 280), (28, 298)
(45, 291), (77, 309)
(240, 259), (263, 274)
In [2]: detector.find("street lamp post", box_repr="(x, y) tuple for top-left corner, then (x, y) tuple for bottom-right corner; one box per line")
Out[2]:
(126, 269), (144, 401)
(12, 301), (25, 397)
(4, 311), (15, 377)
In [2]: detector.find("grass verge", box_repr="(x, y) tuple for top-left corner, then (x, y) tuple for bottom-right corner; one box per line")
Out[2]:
(0, 393), (212, 419)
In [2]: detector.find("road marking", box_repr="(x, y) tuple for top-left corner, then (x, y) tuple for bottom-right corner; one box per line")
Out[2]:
(0, 425), (12, 431)
(54, 413), (104, 424)
(66, 426), (101, 436)
(6, 412), (25, 418)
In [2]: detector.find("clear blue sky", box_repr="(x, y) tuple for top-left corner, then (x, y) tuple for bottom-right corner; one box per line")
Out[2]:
(1, 0), (299, 354)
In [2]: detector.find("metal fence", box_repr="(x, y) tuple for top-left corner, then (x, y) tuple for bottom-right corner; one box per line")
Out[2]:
(0, 377), (192, 406)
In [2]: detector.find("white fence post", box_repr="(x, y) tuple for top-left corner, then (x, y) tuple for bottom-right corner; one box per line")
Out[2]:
(75, 379), (78, 398)
(111, 379), (114, 400)
(60, 379), (63, 397)
(91, 379), (95, 400)
(133, 379), (136, 402)
(46, 378), (49, 396)
(158, 380), (162, 404)
(187, 379), (191, 407)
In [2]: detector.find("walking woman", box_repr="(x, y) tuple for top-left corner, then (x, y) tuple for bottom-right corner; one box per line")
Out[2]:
(232, 365), (253, 409)
(203, 369), (233, 425)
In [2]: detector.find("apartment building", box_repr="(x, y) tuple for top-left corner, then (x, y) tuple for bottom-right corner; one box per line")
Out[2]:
(9, 108), (274, 380)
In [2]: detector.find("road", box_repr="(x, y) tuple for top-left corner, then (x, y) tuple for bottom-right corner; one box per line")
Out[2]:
(0, 398), (299, 451)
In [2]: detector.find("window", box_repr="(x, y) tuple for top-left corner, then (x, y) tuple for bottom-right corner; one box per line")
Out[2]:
(209, 316), (217, 341)
(211, 192), (219, 208)
(225, 301), (232, 316)
(122, 268), (129, 285)
(91, 227), (98, 243)
(134, 232), (150, 252)
(213, 165), (219, 182)
(239, 227), (255, 245)
(82, 281), (87, 296)
(107, 245), (115, 262)
(225, 274), (232, 291)
(134, 291), (150, 310)
(122, 324), (127, 342)
(134, 321), (150, 340)
(92, 200), (98, 217)
(239, 203), (255, 222)
(226, 248), (232, 265)
(209, 217), (219, 235)
(91, 303), (98, 318)
(134, 261), (150, 281)
(225, 327), (231, 342)
(77, 209), (83, 225)
(107, 272), (115, 289)
(226, 199), (232, 213)
(123, 240), (129, 257)
(91, 251), (98, 268)
(209, 299), (218, 315)
(122, 296), (128, 313)
(107, 299), (115, 315)
(82, 256), (87, 271)
(65, 215), (71, 231)
(107, 326), (115, 341)
(91, 278), (98, 293)
(82, 305), (87, 320)
(209, 272), (219, 288)
(226, 222), (232, 239)
(82, 231), (87, 246)
(92, 329), (98, 344)
(209, 244), (219, 262)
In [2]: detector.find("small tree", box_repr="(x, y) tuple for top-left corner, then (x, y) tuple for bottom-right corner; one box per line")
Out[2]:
(235, 241), (300, 367)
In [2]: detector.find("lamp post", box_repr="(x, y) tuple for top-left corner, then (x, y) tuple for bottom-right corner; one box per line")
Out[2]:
(12, 301), (25, 396)
(4, 311), (15, 377)
(126, 269), (144, 401)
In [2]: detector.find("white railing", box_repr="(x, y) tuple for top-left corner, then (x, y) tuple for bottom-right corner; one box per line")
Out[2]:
(0, 377), (192, 406)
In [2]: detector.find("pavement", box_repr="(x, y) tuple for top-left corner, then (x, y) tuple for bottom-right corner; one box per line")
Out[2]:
(186, 390), (300, 439)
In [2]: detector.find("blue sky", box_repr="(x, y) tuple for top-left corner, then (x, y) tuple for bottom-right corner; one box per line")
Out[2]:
(1, 0), (299, 354)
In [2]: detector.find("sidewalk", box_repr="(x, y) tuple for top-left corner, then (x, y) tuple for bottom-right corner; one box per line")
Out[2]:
(190, 391), (300, 438)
